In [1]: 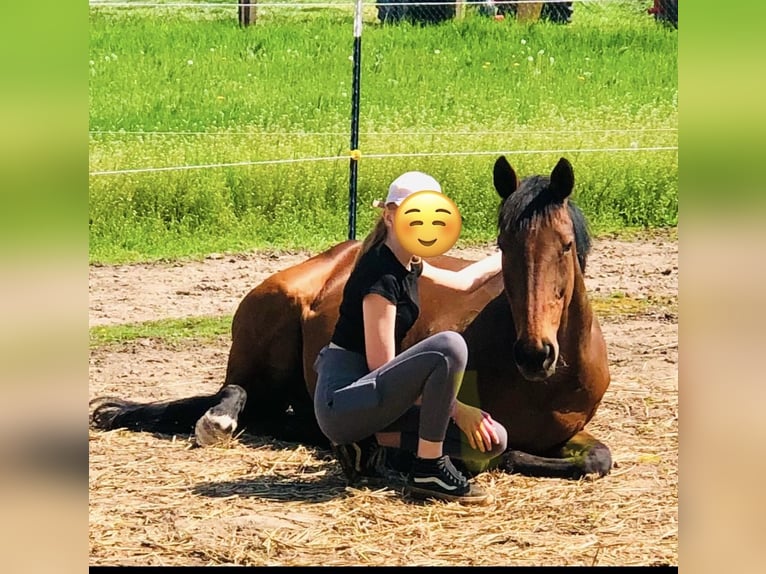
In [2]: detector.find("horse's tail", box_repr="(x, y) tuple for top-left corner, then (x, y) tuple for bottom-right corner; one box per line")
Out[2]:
(89, 385), (246, 440)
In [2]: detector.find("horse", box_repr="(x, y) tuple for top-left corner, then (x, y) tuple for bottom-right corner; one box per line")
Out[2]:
(90, 156), (612, 479)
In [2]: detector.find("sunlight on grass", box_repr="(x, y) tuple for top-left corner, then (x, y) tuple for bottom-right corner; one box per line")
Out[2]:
(89, 315), (233, 348)
(89, 3), (677, 263)
(591, 293), (677, 319)
(89, 291), (677, 348)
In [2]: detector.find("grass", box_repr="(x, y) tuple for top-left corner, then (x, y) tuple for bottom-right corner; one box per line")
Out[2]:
(88, 291), (674, 348)
(89, 2), (677, 264)
(89, 315), (233, 348)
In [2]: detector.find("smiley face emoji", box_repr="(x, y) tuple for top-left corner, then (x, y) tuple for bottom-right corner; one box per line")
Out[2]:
(393, 190), (462, 258)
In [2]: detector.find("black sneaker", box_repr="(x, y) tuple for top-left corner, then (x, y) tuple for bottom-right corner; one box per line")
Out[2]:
(406, 455), (492, 505)
(332, 436), (403, 486)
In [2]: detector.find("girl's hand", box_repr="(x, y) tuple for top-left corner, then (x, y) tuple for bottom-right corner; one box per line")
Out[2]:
(452, 401), (500, 453)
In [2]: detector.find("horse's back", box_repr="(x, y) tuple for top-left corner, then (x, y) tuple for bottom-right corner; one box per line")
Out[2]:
(407, 253), (506, 346)
(225, 240), (360, 394)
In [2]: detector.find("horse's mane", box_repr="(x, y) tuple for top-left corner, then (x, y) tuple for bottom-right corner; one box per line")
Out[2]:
(497, 175), (592, 272)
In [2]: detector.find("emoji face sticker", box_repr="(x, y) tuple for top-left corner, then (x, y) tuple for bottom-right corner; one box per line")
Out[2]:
(393, 190), (462, 258)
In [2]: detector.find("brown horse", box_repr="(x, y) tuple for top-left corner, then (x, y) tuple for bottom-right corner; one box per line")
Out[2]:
(90, 156), (612, 478)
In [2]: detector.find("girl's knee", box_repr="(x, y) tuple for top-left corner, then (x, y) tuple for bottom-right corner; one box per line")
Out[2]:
(470, 423), (508, 472)
(487, 419), (508, 458)
(429, 331), (468, 366)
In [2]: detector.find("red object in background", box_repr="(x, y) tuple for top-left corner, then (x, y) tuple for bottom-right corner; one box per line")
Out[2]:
(648, 0), (678, 28)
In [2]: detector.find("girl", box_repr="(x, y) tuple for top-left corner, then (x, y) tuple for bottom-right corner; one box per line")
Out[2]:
(313, 171), (507, 505)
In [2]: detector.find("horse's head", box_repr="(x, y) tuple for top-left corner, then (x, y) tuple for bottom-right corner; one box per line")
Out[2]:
(494, 156), (591, 382)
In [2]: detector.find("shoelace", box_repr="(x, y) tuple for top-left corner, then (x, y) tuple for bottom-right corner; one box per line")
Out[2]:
(435, 457), (468, 488)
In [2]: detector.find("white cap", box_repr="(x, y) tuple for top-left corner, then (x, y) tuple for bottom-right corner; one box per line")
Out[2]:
(372, 171), (442, 208)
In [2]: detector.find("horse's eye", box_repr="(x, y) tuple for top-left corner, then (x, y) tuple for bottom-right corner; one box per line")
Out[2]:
(409, 221), (423, 227)
(563, 242), (573, 253)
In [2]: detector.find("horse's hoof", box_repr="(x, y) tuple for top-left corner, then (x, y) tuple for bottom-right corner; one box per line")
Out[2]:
(582, 443), (612, 477)
(498, 449), (520, 474)
(194, 410), (238, 447)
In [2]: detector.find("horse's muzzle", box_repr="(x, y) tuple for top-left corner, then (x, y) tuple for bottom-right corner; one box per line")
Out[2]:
(513, 339), (557, 381)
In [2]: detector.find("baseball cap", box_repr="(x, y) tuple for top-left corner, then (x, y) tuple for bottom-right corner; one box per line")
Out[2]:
(372, 171), (442, 208)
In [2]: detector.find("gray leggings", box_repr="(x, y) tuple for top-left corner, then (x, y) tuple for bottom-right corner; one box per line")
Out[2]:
(313, 331), (507, 466)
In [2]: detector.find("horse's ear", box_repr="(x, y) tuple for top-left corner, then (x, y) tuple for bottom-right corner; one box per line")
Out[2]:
(549, 157), (575, 201)
(493, 156), (519, 200)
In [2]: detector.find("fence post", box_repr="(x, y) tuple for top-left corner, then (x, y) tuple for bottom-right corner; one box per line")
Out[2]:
(348, 0), (363, 241)
(456, 0), (465, 20)
(238, 1), (257, 26)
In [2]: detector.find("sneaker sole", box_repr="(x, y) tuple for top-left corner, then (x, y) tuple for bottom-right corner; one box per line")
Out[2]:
(406, 484), (494, 506)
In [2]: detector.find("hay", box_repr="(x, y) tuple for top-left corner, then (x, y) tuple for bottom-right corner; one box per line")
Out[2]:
(89, 344), (678, 567)
(89, 237), (677, 566)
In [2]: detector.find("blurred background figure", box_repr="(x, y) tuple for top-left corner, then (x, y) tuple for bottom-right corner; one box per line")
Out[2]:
(648, 0), (678, 28)
(496, 2), (574, 24)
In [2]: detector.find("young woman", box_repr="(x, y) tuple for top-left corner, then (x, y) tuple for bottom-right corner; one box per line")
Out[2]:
(313, 171), (508, 505)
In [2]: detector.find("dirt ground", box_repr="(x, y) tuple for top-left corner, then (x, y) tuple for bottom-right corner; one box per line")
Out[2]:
(88, 232), (678, 566)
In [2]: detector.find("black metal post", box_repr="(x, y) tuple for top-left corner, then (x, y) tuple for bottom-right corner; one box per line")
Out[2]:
(238, 1), (257, 26)
(348, 0), (363, 240)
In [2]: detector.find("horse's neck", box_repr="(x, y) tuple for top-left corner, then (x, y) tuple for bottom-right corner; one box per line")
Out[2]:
(555, 262), (610, 405)
(558, 269), (594, 357)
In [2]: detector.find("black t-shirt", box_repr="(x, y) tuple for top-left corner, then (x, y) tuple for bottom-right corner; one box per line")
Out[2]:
(331, 242), (423, 357)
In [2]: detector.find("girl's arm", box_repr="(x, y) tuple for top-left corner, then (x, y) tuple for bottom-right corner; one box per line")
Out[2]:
(420, 250), (502, 293)
(362, 293), (397, 371)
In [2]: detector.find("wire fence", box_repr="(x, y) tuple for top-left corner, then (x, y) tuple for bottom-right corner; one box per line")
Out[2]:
(89, 0), (678, 241)
(89, 145), (677, 176)
(87, 0), (678, 26)
(89, 0), (679, 175)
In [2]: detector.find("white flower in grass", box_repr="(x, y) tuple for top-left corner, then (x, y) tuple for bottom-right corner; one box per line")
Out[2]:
(549, 57), (555, 65)
(434, 49), (441, 55)
(537, 49), (545, 56)
(527, 56), (534, 62)
(521, 39), (527, 45)
(187, 59), (194, 65)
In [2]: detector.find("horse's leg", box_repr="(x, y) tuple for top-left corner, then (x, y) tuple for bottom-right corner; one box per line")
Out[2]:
(90, 323), (251, 446)
(500, 431), (612, 479)
(192, 385), (248, 446)
(89, 384), (247, 443)
(197, 241), (358, 447)
(194, 283), (320, 446)
(278, 379), (329, 447)
(237, 378), (328, 447)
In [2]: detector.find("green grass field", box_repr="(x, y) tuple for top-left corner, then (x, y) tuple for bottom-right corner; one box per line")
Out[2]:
(89, 1), (677, 263)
